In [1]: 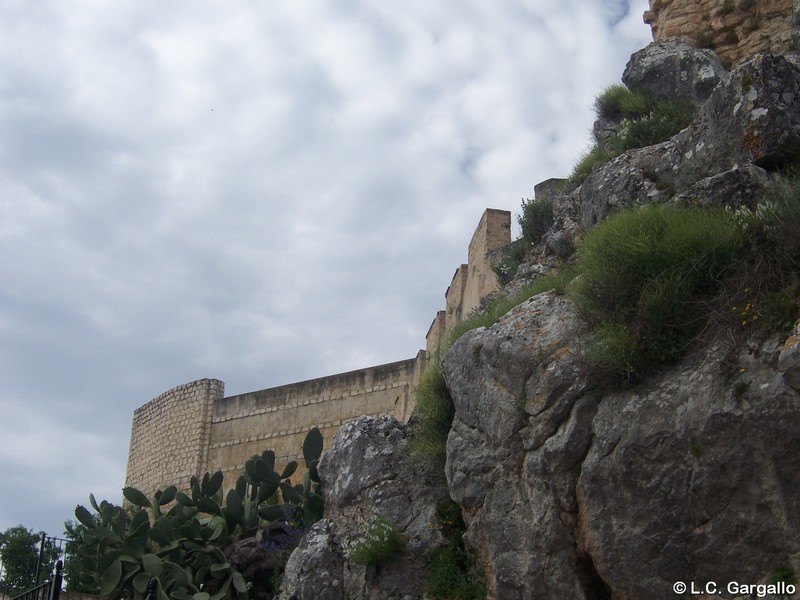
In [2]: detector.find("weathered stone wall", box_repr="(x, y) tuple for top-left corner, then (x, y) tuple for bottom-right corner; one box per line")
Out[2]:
(425, 208), (511, 355)
(208, 356), (424, 481)
(125, 378), (223, 495)
(644, 0), (797, 67)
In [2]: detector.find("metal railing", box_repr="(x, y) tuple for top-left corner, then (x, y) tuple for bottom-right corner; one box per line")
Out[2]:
(10, 560), (62, 600)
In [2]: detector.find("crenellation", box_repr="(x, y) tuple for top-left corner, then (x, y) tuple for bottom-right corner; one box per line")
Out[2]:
(426, 209), (511, 356)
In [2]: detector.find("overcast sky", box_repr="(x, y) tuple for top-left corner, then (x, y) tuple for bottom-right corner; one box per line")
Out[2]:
(0, 0), (651, 541)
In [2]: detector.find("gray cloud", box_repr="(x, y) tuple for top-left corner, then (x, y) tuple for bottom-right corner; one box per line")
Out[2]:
(0, 0), (652, 537)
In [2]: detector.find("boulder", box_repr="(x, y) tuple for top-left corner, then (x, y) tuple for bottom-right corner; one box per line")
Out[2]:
(623, 39), (727, 108)
(279, 415), (449, 600)
(668, 52), (800, 184)
(671, 163), (770, 208)
(443, 291), (598, 600)
(277, 520), (345, 600)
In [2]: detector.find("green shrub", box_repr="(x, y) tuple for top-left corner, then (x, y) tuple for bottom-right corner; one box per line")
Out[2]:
(570, 204), (742, 380)
(519, 197), (554, 246)
(610, 99), (693, 153)
(570, 172), (800, 383)
(410, 361), (454, 462)
(426, 501), (485, 600)
(721, 170), (800, 337)
(594, 84), (649, 120)
(347, 516), (404, 566)
(582, 320), (640, 380)
(570, 145), (612, 185)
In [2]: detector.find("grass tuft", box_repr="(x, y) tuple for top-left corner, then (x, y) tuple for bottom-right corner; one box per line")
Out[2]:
(569, 204), (742, 381)
(571, 85), (694, 185)
(426, 501), (486, 600)
(347, 516), (404, 566)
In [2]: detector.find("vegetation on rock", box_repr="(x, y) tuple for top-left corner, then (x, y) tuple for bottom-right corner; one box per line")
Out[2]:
(570, 170), (800, 382)
(345, 515), (404, 566)
(569, 203), (742, 381)
(570, 83), (694, 185)
(425, 501), (485, 600)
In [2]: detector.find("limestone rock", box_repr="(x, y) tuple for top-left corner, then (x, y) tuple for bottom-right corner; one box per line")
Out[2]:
(670, 53), (800, 183)
(578, 142), (673, 229)
(278, 520), (345, 600)
(577, 333), (800, 598)
(442, 289), (800, 599)
(279, 415), (448, 600)
(443, 291), (597, 600)
(671, 163), (770, 208)
(623, 39), (727, 108)
(579, 53), (800, 228)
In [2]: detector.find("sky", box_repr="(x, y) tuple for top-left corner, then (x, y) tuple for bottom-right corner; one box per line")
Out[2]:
(0, 0), (652, 542)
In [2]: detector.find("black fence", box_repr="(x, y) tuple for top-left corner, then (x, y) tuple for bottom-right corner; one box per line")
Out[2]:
(10, 560), (62, 600)
(7, 533), (68, 600)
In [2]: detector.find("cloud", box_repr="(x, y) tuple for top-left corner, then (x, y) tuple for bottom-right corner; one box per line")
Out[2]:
(0, 0), (652, 537)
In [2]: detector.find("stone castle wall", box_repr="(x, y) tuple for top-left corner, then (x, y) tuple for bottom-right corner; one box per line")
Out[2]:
(644, 0), (798, 67)
(208, 355), (425, 480)
(125, 378), (223, 496)
(425, 209), (511, 355)
(125, 209), (511, 497)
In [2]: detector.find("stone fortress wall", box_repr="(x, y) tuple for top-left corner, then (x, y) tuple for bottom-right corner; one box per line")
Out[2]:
(644, 0), (798, 68)
(125, 379), (222, 498)
(125, 209), (511, 496)
(424, 208), (512, 355)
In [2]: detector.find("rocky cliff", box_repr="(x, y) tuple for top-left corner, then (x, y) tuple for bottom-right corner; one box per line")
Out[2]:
(277, 37), (800, 600)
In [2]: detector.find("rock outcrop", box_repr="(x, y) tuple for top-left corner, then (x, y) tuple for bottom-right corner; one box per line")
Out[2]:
(444, 292), (597, 600)
(444, 295), (800, 599)
(279, 416), (449, 600)
(578, 49), (800, 232)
